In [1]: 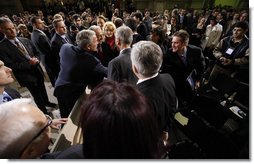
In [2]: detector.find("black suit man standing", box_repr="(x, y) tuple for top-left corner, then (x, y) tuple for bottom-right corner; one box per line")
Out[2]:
(31, 16), (56, 87)
(131, 41), (177, 136)
(0, 17), (56, 113)
(108, 26), (137, 84)
(161, 30), (205, 104)
(50, 19), (73, 80)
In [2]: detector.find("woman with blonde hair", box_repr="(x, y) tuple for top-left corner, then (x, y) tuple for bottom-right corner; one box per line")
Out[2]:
(102, 21), (118, 63)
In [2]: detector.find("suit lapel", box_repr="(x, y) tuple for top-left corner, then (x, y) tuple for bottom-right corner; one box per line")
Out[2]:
(56, 33), (66, 44)
(4, 38), (28, 60)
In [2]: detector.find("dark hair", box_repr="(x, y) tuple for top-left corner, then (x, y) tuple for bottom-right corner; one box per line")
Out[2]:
(80, 80), (161, 158)
(30, 16), (40, 25)
(209, 16), (217, 23)
(234, 21), (248, 31)
(70, 24), (78, 31)
(151, 26), (165, 44)
(68, 11), (75, 17)
(72, 14), (80, 21)
(125, 17), (137, 32)
(114, 18), (123, 28)
(133, 12), (143, 21)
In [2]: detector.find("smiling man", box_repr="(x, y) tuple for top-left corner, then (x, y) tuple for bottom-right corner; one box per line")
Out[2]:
(161, 30), (205, 104)
(209, 21), (249, 82)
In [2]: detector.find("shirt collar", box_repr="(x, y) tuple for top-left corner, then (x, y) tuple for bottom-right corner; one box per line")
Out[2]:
(178, 47), (187, 57)
(137, 73), (158, 84)
(7, 37), (18, 45)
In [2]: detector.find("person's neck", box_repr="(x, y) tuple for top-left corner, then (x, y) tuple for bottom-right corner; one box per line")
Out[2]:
(0, 87), (4, 94)
(177, 47), (186, 56)
(233, 36), (243, 42)
(120, 45), (130, 51)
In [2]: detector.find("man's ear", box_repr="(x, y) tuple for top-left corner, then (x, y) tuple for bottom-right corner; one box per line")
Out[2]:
(85, 44), (91, 51)
(132, 64), (139, 78)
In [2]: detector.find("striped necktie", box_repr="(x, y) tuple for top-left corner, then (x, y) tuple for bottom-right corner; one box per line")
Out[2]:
(15, 40), (26, 55)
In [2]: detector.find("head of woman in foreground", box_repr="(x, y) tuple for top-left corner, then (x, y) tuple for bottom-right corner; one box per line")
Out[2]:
(80, 80), (162, 159)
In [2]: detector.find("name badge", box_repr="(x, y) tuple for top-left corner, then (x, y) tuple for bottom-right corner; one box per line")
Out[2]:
(226, 48), (234, 55)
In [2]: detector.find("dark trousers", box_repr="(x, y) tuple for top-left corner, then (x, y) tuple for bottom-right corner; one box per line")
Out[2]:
(54, 85), (85, 118)
(26, 81), (49, 114)
(41, 54), (56, 87)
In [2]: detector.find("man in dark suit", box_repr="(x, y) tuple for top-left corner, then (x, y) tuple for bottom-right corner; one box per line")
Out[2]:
(50, 19), (73, 79)
(131, 41), (177, 136)
(108, 26), (137, 84)
(54, 29), (107, 118)
(132, 12), (148, 40)
(0, 17), (56, 113)
(31, 16), (56, 87)
(161, 30), (205, 104)
(0, 60), (21, 104)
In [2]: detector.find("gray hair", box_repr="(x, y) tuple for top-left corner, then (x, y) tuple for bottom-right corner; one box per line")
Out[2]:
(0, 98), (44, 158)
(76, 29), (96, 48)
(131, 41), (163, 77)
(0, 17), (12, 27)
(88, 25), (101, 32)
(115, 25), (133, 45)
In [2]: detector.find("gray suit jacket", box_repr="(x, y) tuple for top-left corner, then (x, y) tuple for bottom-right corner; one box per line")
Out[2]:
(107, 48), (137, 84)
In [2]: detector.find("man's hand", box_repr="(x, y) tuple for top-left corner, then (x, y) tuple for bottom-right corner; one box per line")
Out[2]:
(29, 57), (40, 65)
(195, 81), (200, 90)
(50, 118), (68, 130)
(219, 57), (233, 66)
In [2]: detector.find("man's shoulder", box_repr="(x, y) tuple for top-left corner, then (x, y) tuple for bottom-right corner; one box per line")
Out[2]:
(18, 37), (29, 43)
(0, 38), (8, 45)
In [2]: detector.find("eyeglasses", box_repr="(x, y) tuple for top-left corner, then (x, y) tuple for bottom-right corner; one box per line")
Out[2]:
(20, 114), (53, 155)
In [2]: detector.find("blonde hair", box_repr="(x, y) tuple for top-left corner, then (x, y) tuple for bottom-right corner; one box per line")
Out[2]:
(103, 21), (116, 34)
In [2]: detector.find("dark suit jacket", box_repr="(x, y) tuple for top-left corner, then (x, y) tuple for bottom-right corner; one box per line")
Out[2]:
(54, 45), (107, 116)
(0, 37), (44, 86)
(55, 44), (107, 95)
(137, 23), (148, 40)
(107, 48), (137, 84)
(41, 144), (84, 159)
(161, 45), (205, 101)
(99, 41), (119, 67)
(31, 29), (52, 66)
(137, 74), (177, 132)
(50, 33), (73, 77)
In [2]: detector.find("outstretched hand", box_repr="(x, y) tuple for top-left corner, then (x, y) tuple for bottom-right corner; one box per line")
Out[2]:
(50, 118), (68, 129)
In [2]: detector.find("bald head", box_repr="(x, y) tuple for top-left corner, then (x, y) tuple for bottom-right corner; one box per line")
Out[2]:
(0, 98), (51, 158)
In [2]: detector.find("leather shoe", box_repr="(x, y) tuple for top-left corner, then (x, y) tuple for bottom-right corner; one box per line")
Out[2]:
(45, 102), (57, 108)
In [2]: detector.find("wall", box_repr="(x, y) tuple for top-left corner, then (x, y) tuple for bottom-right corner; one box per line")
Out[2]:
(0, 0), (23, 15)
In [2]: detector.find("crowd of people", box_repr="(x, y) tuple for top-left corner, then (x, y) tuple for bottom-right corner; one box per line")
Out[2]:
(0, 3), (249, 159)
